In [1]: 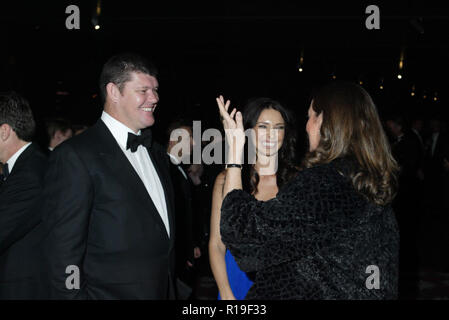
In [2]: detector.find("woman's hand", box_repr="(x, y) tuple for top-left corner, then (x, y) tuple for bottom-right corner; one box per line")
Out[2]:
(216, 95), (245, 164)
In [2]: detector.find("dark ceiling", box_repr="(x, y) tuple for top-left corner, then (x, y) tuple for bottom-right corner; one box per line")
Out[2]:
(1, 0), (448, 134)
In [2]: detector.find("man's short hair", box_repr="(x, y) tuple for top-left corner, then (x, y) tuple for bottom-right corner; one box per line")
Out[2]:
(99, 52), (158, 103)
(45, 118), (72, 139)
(166, 118), (193, 143)
(0, 91), (36, 142)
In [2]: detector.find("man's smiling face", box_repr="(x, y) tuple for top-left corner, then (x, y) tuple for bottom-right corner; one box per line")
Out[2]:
(115, 71), (159, 132)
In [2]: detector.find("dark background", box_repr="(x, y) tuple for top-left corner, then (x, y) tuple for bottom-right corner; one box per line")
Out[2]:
(0, 0), (448, 143)
(1, 0), (449, 300)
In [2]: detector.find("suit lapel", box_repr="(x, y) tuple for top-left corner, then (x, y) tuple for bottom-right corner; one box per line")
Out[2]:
(94, 121), (171, 240)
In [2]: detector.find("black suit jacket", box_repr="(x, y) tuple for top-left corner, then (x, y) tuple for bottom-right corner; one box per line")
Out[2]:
(424, 132), (449, 183)
(40, 120), (176, 299)
(431, 133), (449, 167)
(0, 143), (47, 299)
(169, 161), (194, 277)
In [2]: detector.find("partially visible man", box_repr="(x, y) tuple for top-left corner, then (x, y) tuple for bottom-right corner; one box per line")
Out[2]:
(45, 118), (73, 152)
(166, 119), (201, 298)
(385, 115), (422, 297)
(386, 116), (422, 184)
(40, 53), (176, 299)
(423, 118), (449, 213)
(0, 91), (47, 299)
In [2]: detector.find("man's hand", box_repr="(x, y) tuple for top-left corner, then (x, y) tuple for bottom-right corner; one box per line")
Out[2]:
(194, 246), (201, 259)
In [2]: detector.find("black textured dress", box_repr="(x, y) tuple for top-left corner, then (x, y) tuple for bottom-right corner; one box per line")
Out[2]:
(220, 158), (399, 299)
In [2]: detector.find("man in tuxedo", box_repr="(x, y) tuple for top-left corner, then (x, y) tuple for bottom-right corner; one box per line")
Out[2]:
(385, 115), (423, 297)
(41, 53), (176, 299)
(423, 118), (449, 214)
(166, 120), (201, 298)
(0, 92), (47, 299)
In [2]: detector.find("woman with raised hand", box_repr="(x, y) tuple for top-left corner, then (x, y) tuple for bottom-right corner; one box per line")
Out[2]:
(217, 82), (400, 299)
(209, 97), (298, 300)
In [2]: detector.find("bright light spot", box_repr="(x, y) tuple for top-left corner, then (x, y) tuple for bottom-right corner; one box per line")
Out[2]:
(411, 92), (415, 96)
(397, 74), (402, 79)
(298, 67), (303, 72)
(95, 25), (100, 30)
(380, 85), (383, 90)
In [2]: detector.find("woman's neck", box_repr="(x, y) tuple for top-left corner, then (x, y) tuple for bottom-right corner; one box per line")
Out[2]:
(254, 153), (278, 176)
(253, 162), (279, 201)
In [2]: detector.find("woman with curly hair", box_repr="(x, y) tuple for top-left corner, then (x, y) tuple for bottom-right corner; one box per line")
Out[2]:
(217, 82), (400, 299)
(209, 97), (298, 300)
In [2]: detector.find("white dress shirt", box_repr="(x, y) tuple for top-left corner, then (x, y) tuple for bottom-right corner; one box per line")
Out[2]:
(6, 142), (32, 173)
(168, 152), (188, 180)
(101, 111), (170, 237)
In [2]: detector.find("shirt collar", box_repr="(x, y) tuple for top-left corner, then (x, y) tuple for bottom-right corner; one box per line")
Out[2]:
(167, 152), (181, 165)
(6, 142), (32, 173)
(101, 111), (141, 149)
(167, 152), (188, 180)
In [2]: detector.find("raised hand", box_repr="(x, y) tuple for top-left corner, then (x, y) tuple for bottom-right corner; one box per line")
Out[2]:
(216, 95), (236, 129)
(216, 95), (245, 163)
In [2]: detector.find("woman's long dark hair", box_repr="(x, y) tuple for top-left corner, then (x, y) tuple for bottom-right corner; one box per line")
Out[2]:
(302, 82), (399, 206)
(241, 97), (298, 194)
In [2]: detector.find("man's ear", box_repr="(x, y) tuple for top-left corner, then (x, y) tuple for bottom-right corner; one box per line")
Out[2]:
(0, 124), (12, 142)
(106, 82), (121, 103)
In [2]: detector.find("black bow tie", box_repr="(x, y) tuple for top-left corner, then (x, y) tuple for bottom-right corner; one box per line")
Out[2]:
(1, 163), (9, 181)
(126, 130), (152, 152)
